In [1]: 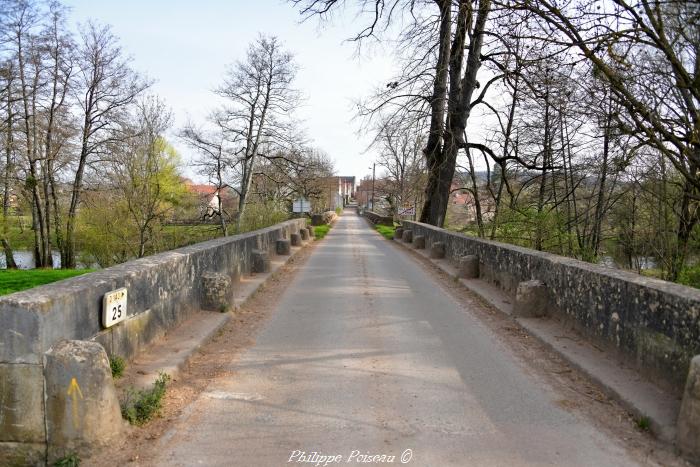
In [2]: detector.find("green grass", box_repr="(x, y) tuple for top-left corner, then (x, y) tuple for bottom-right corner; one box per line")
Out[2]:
(0, 269), (95, 296)
(2, 215), (36, 250)
(314, 224), (331, 240)
(636, 415), (651, 431)
(121, 372), (171, 425)
(375, 224), (396, 240)
(53, 453), (80, 467)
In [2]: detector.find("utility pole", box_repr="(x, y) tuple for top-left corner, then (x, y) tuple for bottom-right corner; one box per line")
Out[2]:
(370, 163), (376, 211)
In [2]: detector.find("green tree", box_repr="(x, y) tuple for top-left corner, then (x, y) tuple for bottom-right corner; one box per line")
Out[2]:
(112, 97), (185, 258)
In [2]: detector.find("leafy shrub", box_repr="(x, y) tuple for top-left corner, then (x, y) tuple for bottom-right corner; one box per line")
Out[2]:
(121, 372), (171, 425)
(678, 264), (700, 289)
(109, 355), (125, 379)
(238, 201), (289, 233)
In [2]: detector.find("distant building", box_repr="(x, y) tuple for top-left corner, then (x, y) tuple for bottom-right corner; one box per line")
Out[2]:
(449, 181), (495, 222)
(339, 176), (356, 203)
(356, 177), (393, 211)
(183, 179), (236, 218)
(320, 176), (356, 210)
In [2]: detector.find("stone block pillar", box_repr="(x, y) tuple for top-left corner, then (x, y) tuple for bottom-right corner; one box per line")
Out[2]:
(413, 235), (426, 250)
(251, 249), (270, 273)
(276, 239), (291, 255)
(430, 241), (446, 259)
(402, 229), (413, 243)
(201, 272), (233, 311)
(0, 363), (45, 462)
(290, 233), (302, 246)
(458, 255), (479, 279)
(514, 280), (548, 318)
(300, 229), (310, 241)
(44, 340), (124, 462)
(394, 227), (404, 240)
(678, 355), (700, 463)
(311, 214), (324, 226)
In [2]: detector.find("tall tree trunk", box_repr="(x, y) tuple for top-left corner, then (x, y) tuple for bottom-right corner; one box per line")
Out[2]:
(236, 74), (273, 232)
(17, 31), (48, 268)
(560, 115), (574, 256)
(535, 91), (551, 251)
(2, 77), (17, 269)
(490, 169), (505, 240)
(669, 179), (698, 281)
(466, 148), (484, 237)
(490, 71), (519, 240)
(421, 0), (491, 227)
(590, 107), (611, 259)
(64, 132), (90, 269)
(50, 171), (63, 264)
(420, 0), (452, 224)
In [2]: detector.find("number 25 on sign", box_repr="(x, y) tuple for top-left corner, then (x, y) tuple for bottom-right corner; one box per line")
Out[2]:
(102, 288), (127, 328)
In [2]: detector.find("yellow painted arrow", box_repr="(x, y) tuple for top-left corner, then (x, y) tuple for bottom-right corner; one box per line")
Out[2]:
(66, 377), (84, 430)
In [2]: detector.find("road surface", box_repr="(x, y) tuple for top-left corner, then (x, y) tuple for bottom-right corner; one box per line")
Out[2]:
(152, 210), (640, 466)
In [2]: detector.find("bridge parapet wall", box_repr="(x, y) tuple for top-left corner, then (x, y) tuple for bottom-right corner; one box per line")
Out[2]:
(0, 218), (306, 464)
(363, 211), (393, 225)
(402, 220), (700, 394)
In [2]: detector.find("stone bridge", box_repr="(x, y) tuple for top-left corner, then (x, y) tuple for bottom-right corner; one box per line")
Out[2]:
(1, 210), (700, 466)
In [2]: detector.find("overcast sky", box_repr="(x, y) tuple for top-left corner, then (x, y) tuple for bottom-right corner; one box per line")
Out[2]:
(63, 0), (397, 183)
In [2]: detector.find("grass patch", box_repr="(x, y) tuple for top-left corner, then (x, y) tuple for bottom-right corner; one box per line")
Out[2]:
(121, 372), (171, 425)
(109, 355), (126, 379)
(314, 224), (331, 240)
(2, 215), (37, 250)
(375, 224), (396, 240)
(0, 269), (95, 296)
(636, 415), (651, 431)
(53, 452), (80, 467)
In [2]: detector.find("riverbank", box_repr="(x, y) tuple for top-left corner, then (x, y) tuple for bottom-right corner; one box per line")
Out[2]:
(0, 269), (95, 295)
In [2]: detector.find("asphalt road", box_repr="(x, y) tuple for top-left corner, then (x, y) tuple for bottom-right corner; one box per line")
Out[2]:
(152, 210), (639, 466)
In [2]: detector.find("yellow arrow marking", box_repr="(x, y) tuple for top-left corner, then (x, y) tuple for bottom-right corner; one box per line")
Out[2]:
(66, 377), (84, 430)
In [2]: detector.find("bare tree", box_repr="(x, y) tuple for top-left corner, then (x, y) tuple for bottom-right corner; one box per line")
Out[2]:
(516, 0), (700, 278)
(2, 0), (51, 266)
(179, 124), (234, 235)
(64, 22), (148, 268)
(292, 0), (496, 227)
(214, 34), (302, 231)
(373, 114), (426, 218)
(0, 58), (18, 268)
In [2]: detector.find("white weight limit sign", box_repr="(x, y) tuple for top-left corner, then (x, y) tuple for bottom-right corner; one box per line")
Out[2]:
(102, 287), (127, 328)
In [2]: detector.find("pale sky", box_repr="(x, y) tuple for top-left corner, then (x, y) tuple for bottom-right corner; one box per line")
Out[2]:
(63, 0), (397, 183)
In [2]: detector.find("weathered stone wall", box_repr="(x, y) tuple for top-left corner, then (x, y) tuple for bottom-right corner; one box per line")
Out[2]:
(311, 211), (338, 226)
(363, 211), (393, 225)
(402, 220), (700, 394)
(0, 218), (306, 465)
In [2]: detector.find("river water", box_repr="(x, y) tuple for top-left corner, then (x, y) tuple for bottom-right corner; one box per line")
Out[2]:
(598, 255), (658, 270)
(0, 250), (92, 269)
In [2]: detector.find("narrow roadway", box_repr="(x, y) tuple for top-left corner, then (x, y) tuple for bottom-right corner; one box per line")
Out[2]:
(153, 210), (639, 466)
